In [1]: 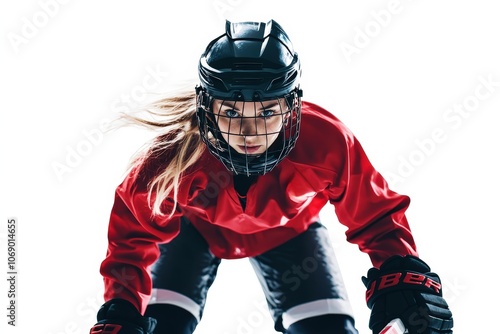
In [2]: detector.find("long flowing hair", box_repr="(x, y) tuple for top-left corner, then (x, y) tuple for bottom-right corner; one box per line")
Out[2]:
(114, 83), (205, 217)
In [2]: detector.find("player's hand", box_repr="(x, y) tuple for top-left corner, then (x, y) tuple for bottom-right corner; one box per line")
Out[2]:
(89, 299), (156, 334)
(362, 255), (453, 334)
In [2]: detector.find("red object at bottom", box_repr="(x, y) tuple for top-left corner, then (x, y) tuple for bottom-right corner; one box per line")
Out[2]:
(379, 318), (407, 334)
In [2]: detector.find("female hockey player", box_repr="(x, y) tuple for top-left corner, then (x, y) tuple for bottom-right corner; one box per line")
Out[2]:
(90, 20), (453, 334)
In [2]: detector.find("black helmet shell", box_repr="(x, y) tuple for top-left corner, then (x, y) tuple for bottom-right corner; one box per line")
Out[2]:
(198, 20), (301, 101)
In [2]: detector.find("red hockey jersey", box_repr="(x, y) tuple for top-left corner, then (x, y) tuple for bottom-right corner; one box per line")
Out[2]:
(100, 101), (418, 313)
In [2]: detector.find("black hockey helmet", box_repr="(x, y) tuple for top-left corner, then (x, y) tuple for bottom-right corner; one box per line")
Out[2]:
(196, 20), (302, 175)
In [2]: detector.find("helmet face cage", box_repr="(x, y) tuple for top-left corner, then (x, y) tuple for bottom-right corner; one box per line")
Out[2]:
(196, 20), (302, 175)
(196, 87), (301, 176)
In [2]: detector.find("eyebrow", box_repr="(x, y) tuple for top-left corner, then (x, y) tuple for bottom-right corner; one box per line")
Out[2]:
(219, 101), (280, 111)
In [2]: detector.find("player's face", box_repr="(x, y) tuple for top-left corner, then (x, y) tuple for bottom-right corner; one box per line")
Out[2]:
(213, 99), (290, 155)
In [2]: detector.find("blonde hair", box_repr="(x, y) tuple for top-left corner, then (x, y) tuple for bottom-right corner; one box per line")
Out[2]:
(115, 84), (205, 217)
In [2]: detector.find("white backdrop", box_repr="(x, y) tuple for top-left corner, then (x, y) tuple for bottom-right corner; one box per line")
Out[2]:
(1, 1), (499, 333)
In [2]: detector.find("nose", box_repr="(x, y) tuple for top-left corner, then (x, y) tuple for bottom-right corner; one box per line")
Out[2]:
(239, 118), (258, 136)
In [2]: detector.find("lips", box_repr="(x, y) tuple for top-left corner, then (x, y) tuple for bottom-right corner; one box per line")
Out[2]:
(238, 145), (261, 154)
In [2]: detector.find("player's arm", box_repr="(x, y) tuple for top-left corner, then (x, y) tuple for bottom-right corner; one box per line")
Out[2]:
(326, 130), (453, 333)
(327, 130), (417, 266)
(91, 176), (182, 333)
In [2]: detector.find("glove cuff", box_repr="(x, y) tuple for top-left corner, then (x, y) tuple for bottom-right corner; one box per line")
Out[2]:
(97, 299), (141, 321)
(96, 299), (156, 333)
(365, 269), (442, 308)
(363, 255), (443, 309)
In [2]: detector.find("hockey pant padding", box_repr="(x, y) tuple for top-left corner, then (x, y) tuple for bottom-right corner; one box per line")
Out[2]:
(146, 218), (357, 333)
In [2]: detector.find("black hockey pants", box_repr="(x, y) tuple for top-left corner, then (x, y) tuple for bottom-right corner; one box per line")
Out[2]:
(144, 217), (359, 333)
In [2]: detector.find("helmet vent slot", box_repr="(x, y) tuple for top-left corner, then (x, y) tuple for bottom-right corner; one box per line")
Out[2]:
(233, 78), (264, 84)
(232, 62), (263, 70)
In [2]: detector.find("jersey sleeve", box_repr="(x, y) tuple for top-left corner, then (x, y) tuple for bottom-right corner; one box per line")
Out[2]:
(99, 169), (182, 314)
(327, 129), (418, 268)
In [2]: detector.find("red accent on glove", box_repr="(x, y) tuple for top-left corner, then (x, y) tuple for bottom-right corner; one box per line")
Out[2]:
(90, 323), (123, 334)
(365, 271), (442, 303)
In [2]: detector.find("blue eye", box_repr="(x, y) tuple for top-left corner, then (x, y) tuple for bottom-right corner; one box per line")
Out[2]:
(260, 110), (275, 118)
(225, 110), (240, 118)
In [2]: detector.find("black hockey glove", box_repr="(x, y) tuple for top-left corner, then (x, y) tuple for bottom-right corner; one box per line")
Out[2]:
(362, 255), (453, 334)
(89, 299), (157, 334)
